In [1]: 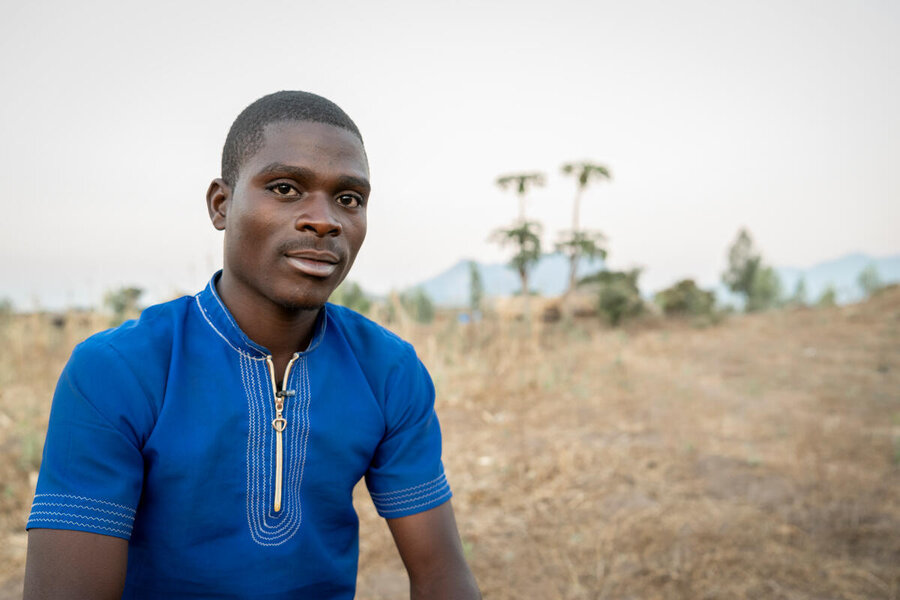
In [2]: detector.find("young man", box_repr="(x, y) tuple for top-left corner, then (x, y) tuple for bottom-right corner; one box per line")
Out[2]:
(24, 91), (481, 599)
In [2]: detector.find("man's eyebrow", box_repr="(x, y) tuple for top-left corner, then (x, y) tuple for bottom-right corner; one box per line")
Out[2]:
(256, 163), (370, 193)
(336, 175), (371, 194)
(256, 163), (313, 180)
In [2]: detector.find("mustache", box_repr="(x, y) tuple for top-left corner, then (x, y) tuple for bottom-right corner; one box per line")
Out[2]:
(276, 238), (343, 257)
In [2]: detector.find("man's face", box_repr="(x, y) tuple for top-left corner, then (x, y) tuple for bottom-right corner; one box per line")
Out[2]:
(210, 120), (370, 311)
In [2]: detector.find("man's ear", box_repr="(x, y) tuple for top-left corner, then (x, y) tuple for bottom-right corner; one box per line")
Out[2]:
(206, 178), (231, 231)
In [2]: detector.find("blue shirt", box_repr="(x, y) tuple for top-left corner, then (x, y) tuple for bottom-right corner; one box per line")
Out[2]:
(27, 273), (451, 599)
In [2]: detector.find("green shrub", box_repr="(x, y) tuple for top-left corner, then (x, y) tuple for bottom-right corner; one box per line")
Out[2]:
(654, 279), (715, 317)
(401, 288), (436, 323)
(581, 269), (644, 326)
(817, 285), (837, 308)
(745, 265), (782, 312)
(330, 281), (371, 314)
(103, 286), (143, 326)
(858, 264), (883, 298)
(789, 277), (808, 307)
(722, 228), (782, 312)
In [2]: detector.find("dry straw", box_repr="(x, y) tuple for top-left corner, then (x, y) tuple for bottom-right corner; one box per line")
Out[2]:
(1, 290), (899, 599)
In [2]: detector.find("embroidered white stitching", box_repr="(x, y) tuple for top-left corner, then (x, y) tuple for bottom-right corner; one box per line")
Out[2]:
(209, 282), (259, 350)
(268, 358), (304, 542)
(245, 354), (304, 546)
(32, 493), (136, 513)
(245, 354), (271, 540)
(241, 353), (255, 540)
(296, 357), (312, 515)
(266, 357), (302, 543)
(371, 480), (451, 507)
(264, 357), (303, 542)
(375, 490), (453, 515)
(29, 511), (134, 527)
(26, 516), (132, 535)
(369, 473), (448, 498)
(282, 358), (301, 517)
(30, 502), (134, 519)
(194, 296), (264, 361)
(197, 281), (326, 546)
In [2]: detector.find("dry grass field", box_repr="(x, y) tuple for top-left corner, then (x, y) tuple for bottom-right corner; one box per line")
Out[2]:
(1, 288), (898, 599)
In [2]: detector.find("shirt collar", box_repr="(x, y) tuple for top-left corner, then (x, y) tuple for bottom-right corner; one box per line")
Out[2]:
(195, 271), (328, 359)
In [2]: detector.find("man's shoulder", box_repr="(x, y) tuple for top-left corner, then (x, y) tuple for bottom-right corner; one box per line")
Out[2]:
(325, 303), (417, 364)
(55, 296), (195, 427)
(85, 295), (193, 350)
(71, 295), (194, 378)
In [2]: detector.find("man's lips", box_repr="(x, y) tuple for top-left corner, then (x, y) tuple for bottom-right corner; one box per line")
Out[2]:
(284, 250), (340, 278)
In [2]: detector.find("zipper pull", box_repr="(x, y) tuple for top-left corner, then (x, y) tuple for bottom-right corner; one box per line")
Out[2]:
(272, 391), (293, 432)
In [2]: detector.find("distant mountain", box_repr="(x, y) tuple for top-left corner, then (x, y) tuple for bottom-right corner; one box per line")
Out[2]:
(409, 252), (900, 308)
(776, 253), (900, 304)
(711, 252), (900, 308)
(412, 253), (606, 307)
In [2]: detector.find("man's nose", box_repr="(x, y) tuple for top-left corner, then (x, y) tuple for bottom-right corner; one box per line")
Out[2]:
(295, 193), (342, 237)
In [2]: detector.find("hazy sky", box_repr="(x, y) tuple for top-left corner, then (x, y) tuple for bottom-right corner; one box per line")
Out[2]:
(1, 0), (898, 309)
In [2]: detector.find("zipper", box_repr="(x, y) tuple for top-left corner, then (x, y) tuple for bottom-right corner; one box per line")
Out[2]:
(265, 353), (298, 513)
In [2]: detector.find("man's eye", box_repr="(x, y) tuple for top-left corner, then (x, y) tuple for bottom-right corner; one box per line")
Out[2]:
(336, 194), (362, 208)
(269, 183), (299, 196)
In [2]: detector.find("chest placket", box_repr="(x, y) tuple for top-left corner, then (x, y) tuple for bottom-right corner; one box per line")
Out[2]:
(265, 353), (299, 513)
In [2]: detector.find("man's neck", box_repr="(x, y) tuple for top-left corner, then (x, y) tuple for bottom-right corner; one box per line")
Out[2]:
(215, 273), (321, 378)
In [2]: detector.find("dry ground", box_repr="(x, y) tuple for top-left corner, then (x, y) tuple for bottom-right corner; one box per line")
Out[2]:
(1, 289), (898, 599)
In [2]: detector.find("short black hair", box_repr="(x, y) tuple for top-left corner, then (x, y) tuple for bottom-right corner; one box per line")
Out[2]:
(221, 90), (364, 186)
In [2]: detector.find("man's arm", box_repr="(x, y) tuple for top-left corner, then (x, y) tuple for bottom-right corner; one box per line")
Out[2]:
(24, 529), (128, 600)
(386, 500), (481, 600)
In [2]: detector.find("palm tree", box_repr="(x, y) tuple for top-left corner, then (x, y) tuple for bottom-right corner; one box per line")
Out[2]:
(559, 161), (611, 295)
(562, 162), (611, 232)
(491, 220), (542, 319)
(496, 172), (545, 222)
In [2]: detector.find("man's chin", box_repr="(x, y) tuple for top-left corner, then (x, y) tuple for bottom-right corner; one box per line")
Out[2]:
(275, 295), (329, 312)
(274, 284), (336, 312)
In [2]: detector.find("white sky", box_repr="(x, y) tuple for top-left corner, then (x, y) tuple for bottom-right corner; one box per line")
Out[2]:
(1, 0), (898, 309)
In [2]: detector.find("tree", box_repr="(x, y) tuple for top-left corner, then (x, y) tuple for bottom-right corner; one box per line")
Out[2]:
(468, 261), (483, 316)
(746, 265), (782, 312)
(103, 286), (143, 326)
(723, 228), (761, 299)
(655, 279), (715, 317)
(580, 269), (644, 326)
(556, 231), (607, 295)
(496, 172), (545, 222)
(857, 263), (883, 298)
(722, 228), (780, 312)
(790, 277), (808, 306)
(559, 162), (611, 296)
(817, 285), (837, 307)
(491, 220), (542, 319)
(400, 287), (436, 323)
(561, 161), (611, 232)
(330, 281), (371, 314)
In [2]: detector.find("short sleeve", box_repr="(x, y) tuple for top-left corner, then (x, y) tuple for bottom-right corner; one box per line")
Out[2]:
(365, 349), (452, 518)
(27, 339), (149, 540)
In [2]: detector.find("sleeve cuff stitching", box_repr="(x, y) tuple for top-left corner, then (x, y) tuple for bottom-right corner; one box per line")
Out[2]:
(30, 502), (134, 519)
(375, 489), (452, 515)
(28, 511), (133, 528)
(33, 493), (136, 514)
(370, 481), (450, 506)
(26, 516), (132, 536)
(368, 473), (447, 499)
